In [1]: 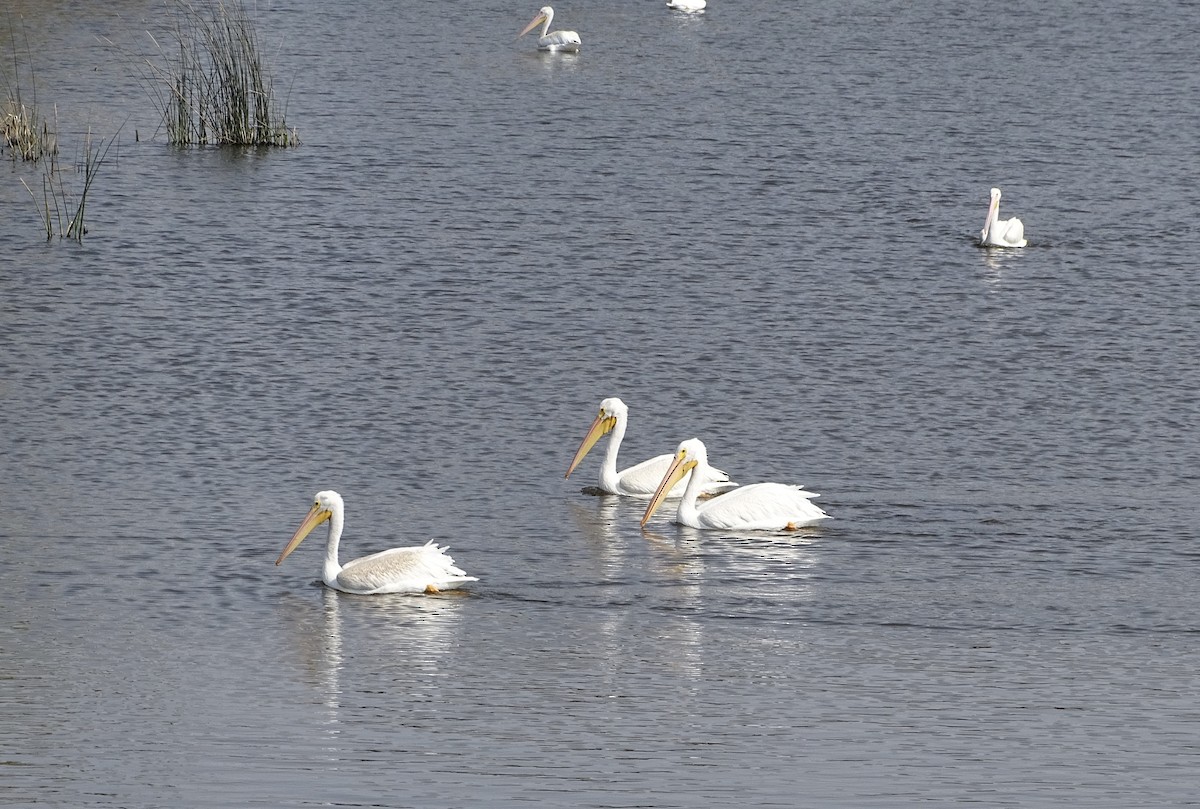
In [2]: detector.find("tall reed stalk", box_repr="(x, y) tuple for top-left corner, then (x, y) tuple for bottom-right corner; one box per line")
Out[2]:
(140, 0), (298, 146)
(20, 128), (119, 242)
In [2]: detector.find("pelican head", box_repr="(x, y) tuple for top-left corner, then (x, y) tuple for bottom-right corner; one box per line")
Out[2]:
(518, 6), (554, 39)
(276, 490), (342, 565)
(982, 186), (1002, 233)
(565, 397), (628, 479)
(981, 186), (1007, 240)
(641, 438), (706, 526)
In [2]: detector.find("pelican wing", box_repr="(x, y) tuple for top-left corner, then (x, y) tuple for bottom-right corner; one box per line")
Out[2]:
(617, 453), (735, 498)
(983, 217), (1025, 247)
(336, 541), (477, 595)
(540, 30), (581, 50)
(998, 217), (1025, 246)
(617, 453), (681, 496)
(695, 483), (828, 530)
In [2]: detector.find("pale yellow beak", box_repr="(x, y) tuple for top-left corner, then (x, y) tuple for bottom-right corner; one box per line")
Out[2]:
(518, 11), (547, 38)
(275, 503), (332, 565)
(641, 449), (696, 526)
(983, 194), (1000, 240)
(565, 411), (617, 479)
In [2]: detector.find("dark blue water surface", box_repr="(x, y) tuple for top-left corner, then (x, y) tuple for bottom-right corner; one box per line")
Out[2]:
(3, 0), (1199, 806)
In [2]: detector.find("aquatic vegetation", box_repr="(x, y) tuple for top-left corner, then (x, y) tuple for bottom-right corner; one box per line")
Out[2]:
(137, 0), (298, 146)
(20, 128), (120, 242)
(2, 26), (57, 161)
(5, 17), (112, 240)
(2, 97), (56, 161)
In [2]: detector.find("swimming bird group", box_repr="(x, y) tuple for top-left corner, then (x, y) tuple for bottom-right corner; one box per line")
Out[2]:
(275, 8), (1032, 596)
(516, 0), (708, 53)
(564, 397), (735, 498)
(561, 397), (826, 531)
(275, 397), (829, 595)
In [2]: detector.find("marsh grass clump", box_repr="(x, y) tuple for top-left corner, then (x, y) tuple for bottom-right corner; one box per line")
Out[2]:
(140, 0), (298, 146)
(6, 16), (111, 240)
(20, 128), (119, 242)
(2, 97), (57, 161)
(3, 26), (58, 161)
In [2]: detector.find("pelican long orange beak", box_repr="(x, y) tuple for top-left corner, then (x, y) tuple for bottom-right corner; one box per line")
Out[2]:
(982, 191), (1000, 241)
(641, 448), (696, 526)
(275, 503), (332, 565)
(517, 10), (548, 38)
(565, 410), (618, 479)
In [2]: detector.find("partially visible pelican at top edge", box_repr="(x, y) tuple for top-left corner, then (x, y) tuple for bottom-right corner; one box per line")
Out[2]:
(667, 0), (707, 12)
(980, 187), (1027, 247)
(275, 490), (477, 595)
(517, 6), (581, 52)
(566, 397), (737, 499)
(641, 438), (830, 531)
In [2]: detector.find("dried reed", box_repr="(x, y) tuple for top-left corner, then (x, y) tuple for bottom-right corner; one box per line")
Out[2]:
(2, 24), (57, 161)
(2, 99), (57, 161)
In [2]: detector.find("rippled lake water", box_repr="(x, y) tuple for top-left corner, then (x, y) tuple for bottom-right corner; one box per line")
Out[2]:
(3, 0), (1199, 806)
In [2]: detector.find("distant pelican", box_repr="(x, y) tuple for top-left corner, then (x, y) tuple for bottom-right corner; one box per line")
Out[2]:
(566, 397), (736, 499)
(667, 0), (707, 11)
(275, 490), (476, 595)
(980, 187), (1027, 248)
(517, 6), (581, 52)
(642, 438), (829, 530)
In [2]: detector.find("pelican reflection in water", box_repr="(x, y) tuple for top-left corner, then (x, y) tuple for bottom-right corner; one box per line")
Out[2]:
(277, 587), (467, 742)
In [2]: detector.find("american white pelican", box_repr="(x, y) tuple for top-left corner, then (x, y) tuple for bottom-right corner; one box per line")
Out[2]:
(275, 490), (476, 595)
(980, 187), (1027, 248)
(517, 6), (581, 52)
(667, 0), (707, 12)
(642, 439), (830, 531)
(566, 397), (736, 499)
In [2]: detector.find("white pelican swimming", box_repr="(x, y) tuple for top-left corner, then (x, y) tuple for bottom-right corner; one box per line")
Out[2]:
(980, 187), (1027, 248)
(641, 438), (830, 531)
(517, 6), (581, 52)
(275, 490), (477, 595)
(565, 397), (736, 499)
(667, 0), (707, 12)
